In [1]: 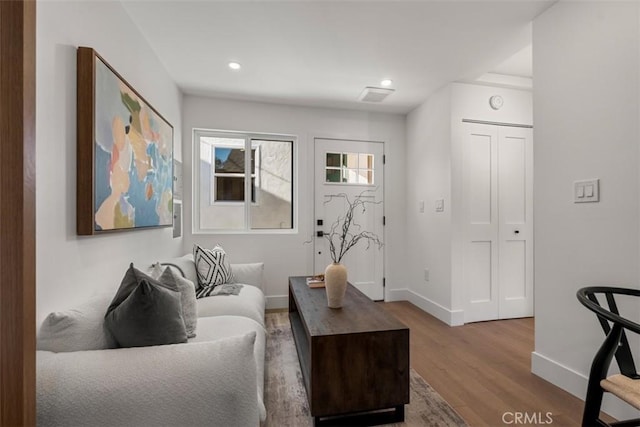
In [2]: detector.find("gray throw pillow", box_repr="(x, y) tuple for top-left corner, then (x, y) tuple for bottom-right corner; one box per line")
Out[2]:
(104, 264), (187, 348)
(150, 263), (198, 338)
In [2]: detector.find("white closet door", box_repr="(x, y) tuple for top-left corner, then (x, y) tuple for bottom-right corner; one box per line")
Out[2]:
(463, 124), (500, 323)
(463, 123), (533, 323)
(497, 127), (533, 319)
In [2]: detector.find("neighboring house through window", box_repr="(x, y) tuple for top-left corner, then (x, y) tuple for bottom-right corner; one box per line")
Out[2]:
(213, 145), (256, 203)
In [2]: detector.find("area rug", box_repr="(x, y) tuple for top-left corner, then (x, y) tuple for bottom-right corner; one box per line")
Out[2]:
(264, 312), (468, 427)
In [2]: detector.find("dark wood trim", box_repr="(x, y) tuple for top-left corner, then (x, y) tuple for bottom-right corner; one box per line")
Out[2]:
(76, 47), (95, 235)
(0, 0), (36, 425)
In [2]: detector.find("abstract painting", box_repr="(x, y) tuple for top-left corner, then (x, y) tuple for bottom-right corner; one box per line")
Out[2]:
(77, 47), (173, 235)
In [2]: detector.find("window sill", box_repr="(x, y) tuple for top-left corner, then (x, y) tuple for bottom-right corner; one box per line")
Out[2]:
(208, 202), (259, 206)
(191, 228), (298, 236)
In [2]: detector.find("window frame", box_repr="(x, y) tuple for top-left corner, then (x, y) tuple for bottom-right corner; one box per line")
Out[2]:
(193, 129), (297, 235)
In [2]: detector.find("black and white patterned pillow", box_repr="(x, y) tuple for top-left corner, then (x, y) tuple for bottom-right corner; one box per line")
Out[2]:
(193, 244), (233, 295)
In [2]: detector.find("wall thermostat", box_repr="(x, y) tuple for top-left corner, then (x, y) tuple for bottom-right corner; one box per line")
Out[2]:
(489, 95), (504, 110)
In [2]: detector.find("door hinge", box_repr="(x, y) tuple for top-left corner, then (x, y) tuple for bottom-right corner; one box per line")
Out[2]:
(383, 277), (386, 288)
(383, 216), (386, 226)
(383, 155), (386, 164)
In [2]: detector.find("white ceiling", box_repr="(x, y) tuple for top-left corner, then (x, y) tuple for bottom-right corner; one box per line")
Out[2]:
(122, 1), (552, 114)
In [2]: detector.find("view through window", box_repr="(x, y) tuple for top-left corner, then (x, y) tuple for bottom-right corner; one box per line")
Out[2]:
(195, 131), (295, 232)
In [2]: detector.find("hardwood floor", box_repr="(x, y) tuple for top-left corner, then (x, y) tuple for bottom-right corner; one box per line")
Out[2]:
(381, 301), (613, 426)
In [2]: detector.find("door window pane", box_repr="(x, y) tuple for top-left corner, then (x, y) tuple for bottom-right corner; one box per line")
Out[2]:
(325, 151), (375, 185)
(359, 153), (373, 169)
(344, 153), (358, 168)
(357, 170), (374, 184)
(326, 169), (341, 183)
(326, 153), (341, 167)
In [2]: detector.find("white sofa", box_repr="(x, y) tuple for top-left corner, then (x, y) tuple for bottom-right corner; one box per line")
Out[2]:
(36, 255), (267, 427)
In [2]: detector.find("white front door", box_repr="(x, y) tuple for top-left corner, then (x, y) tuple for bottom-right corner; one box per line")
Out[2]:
(463, 123), (533, 322)
(314, 138), (385, 301)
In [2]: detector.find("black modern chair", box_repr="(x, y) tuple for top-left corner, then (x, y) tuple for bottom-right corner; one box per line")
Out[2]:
(577, 287), (640, 427)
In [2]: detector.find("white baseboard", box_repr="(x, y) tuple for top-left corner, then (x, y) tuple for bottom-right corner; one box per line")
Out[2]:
(386, 288), (464, 326)
(531, 351), (637, 420)
(385, 288), (410, 302)
(266, 295), (288, 310)
(531, 351), (588, 399)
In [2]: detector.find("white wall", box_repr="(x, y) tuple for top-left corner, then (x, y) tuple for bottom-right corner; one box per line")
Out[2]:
(402, 85), (454, 320)
(402, 82), (532, 325)
(36, 1), (183, 324)
(182, 96), (406, 308)
(532, 1), (640, 419)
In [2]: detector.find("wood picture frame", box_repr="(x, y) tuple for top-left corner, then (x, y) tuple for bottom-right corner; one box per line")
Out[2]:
(77, 47), (174, 235)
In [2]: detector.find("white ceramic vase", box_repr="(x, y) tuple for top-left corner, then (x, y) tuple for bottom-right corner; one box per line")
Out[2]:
(324, 262), (347, 308)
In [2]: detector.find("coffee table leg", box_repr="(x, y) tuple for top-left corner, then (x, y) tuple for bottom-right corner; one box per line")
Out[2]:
(394, 405), (405, 422)
(313, 406), (405, 426)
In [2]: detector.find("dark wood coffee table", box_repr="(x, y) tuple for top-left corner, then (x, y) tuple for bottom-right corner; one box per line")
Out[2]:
(288, 276), (409, 426)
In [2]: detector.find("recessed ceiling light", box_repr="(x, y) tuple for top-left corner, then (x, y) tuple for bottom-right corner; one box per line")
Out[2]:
(380, 79), (393, 87)
(228, 62), (241, 70)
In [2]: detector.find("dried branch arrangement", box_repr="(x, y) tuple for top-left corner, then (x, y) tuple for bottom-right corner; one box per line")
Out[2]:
(324, 190), (383, 263)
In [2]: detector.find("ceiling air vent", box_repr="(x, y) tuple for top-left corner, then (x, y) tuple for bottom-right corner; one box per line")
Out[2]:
(359, 86), (395, 103)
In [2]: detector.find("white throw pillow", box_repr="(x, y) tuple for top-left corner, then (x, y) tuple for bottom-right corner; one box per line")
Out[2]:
(37, 293), (116, 352)
(193, 244), (233, 292)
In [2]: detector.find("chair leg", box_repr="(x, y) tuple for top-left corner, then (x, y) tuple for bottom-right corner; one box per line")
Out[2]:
(582, 379), (605, 426)
(582, 324), (624, 427)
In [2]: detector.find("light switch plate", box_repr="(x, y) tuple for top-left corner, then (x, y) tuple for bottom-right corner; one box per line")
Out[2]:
(574, 179), (599, 203)
(435, 199), (445, 212)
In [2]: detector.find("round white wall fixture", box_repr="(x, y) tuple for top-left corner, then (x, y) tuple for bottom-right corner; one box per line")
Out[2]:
(489, 95), (504, 110)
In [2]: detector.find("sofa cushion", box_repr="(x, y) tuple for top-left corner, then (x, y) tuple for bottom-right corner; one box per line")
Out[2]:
(197, 285), (265, 327)
(193, 244), (233, 290)
(160, 254), (199, 285)
(37, 293), (116, 352)
(37, 332), (260, 426)
(230, 262), (264, 291)
(190, 316), (266, 421)
(149, 263), (198, 338)
(104, 264), (187, 348)
(160, 255), (264, 292)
